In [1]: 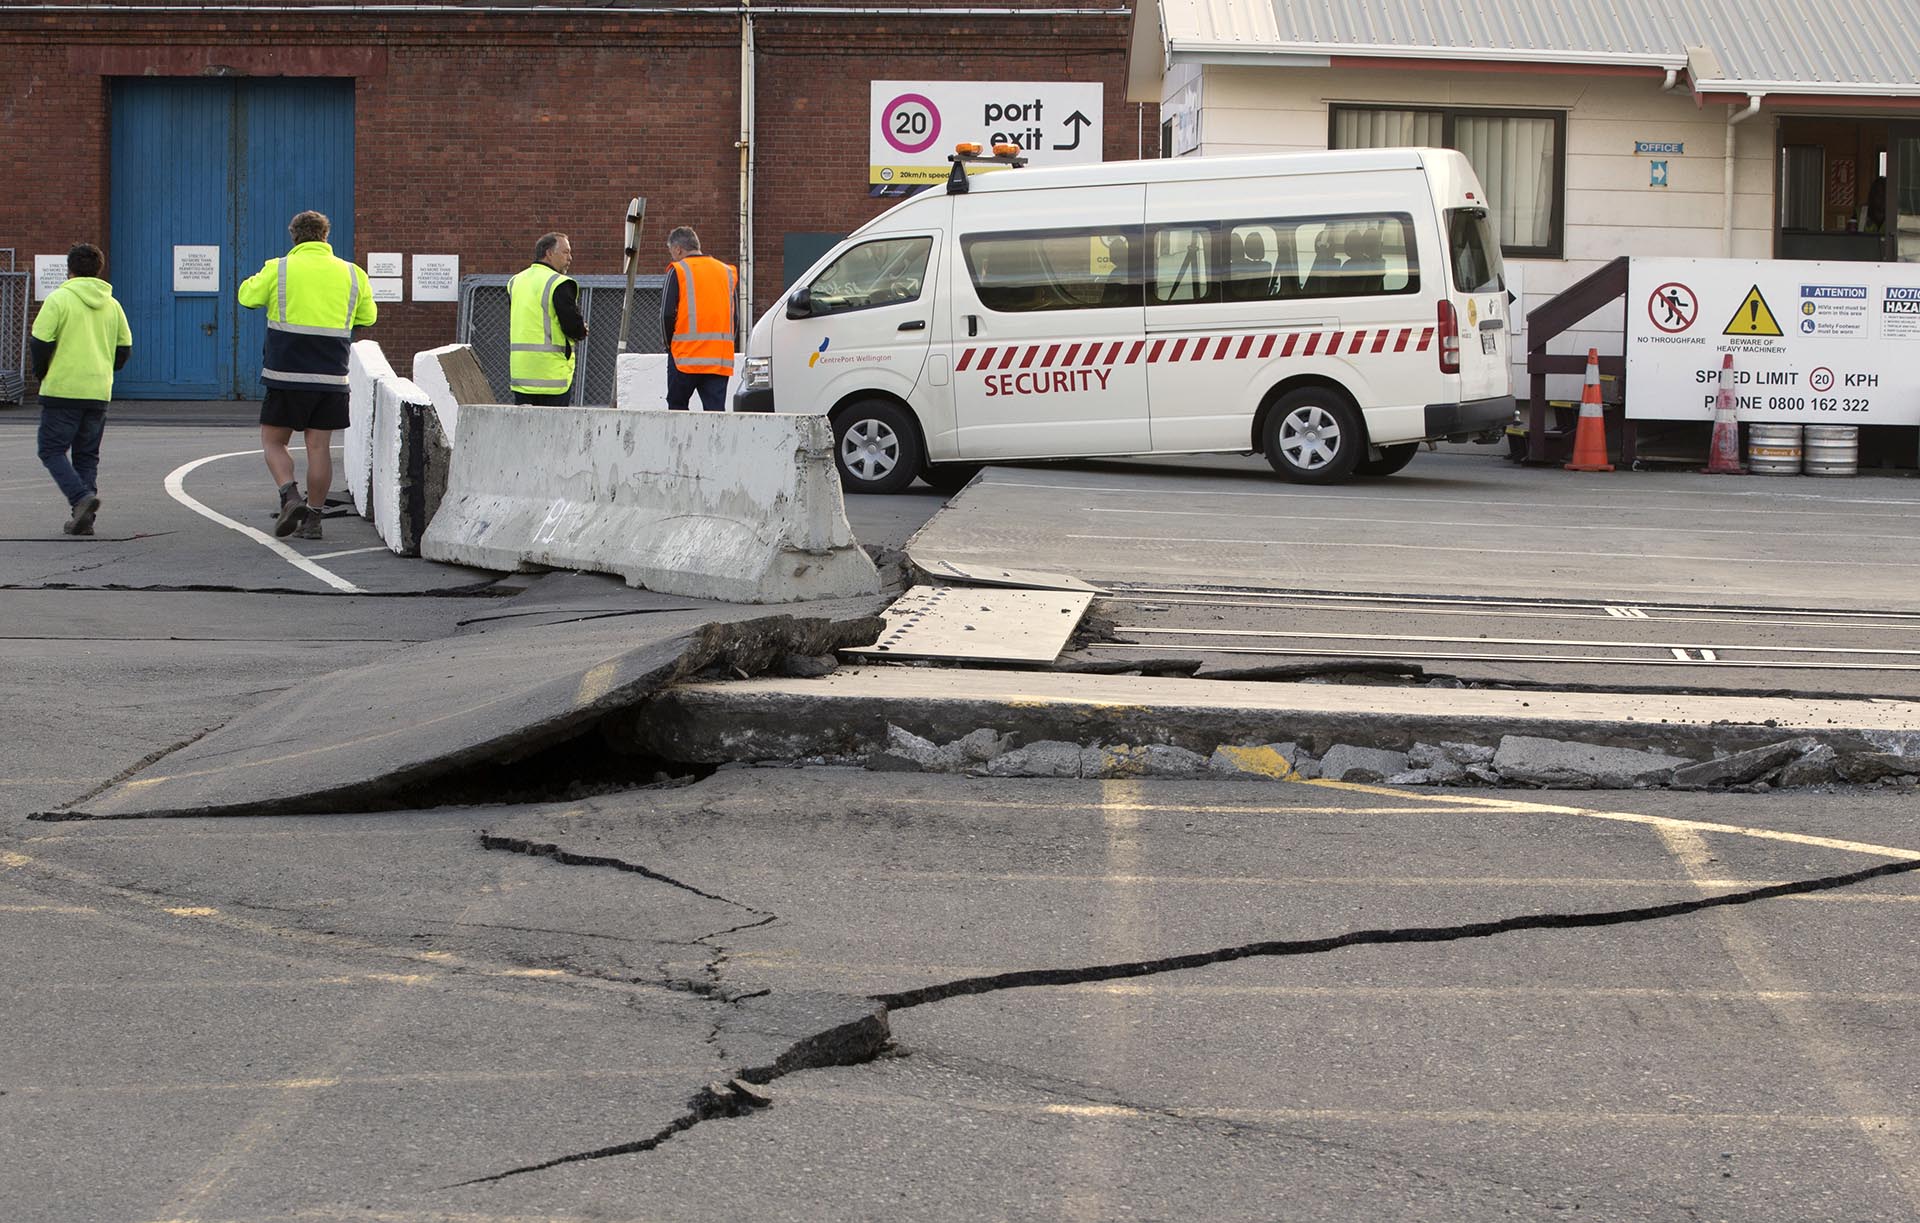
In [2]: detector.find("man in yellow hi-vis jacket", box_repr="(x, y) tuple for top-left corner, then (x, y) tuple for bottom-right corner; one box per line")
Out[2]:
(238, 209), (376, 540)
(508, 232), (587, 404)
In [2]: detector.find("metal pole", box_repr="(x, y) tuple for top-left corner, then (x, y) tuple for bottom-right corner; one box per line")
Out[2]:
(738, 0), (756, 337)
(618, 191), (648, 353)
(616, 195), (647, 366)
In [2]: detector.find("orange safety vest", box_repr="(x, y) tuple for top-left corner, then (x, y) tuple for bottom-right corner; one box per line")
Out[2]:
(669, 254), (738, 376)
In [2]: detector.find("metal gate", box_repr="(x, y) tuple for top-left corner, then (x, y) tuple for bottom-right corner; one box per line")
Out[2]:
(0, 250), (25, 404)
(455, 274), (668, 406)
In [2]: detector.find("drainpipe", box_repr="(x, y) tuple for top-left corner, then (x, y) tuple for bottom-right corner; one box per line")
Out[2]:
(1722, 93), (1763, 257)
(738, 0), (756, 333)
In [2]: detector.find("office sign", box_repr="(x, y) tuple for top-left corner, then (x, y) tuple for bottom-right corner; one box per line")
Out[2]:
(870, 81), (1102, 185)
(1626, 257), (1920, 425)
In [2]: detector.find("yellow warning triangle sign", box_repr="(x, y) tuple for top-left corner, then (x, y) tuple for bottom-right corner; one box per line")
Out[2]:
(1723, 285), (1783, 336)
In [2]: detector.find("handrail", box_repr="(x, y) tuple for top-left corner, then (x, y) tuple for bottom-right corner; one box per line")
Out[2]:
(1522, 255), (1630, 464)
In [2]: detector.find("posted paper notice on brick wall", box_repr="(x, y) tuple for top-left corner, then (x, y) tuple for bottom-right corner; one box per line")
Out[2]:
(412, 255), (459, 303)
(34, 255), (67, 301)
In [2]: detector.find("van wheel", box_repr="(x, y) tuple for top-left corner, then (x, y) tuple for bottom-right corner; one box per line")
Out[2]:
(920, 461), (983, 494)
(1356, 443), (1419, 477)
(833, 400), (923, 495)
(1263, 389), (1363, 483)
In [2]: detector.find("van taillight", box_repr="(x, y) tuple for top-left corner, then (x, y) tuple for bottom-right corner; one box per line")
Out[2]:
(1437, 300), (1461, 374)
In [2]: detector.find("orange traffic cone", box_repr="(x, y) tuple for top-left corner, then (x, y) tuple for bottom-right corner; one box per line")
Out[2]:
(1704, 353), (1744, 475)
(1564, 348), (1613, 472)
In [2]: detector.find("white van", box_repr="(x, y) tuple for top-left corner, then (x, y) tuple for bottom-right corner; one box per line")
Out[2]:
(735, 147), (1514, 493)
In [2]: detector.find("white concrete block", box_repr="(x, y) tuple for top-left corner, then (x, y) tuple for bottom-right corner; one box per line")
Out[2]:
(614, 352), (743, 411)
(410, 343), (465, 444)
(615, 353), (671, 411)
(421, 405), (879, 603)
(345, 341), (395, 519)
(372, 375), (451, 558)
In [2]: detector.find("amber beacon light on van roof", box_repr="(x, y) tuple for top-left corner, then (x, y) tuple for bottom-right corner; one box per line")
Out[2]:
(947, 142), (1030, 194)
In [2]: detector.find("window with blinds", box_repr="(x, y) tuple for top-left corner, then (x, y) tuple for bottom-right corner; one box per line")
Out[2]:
(1330, 105), (1565, 259)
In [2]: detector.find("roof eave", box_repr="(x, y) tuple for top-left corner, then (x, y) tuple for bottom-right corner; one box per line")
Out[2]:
(1695, 80), (1920, 98)
(1166, 40), (1686, 71)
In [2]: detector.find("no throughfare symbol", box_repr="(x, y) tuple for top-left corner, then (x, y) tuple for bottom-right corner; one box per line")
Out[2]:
(882, 93), (941, 155)
(1650, 282), (1697, 333)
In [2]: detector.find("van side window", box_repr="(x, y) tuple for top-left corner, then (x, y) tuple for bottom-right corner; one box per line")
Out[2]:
(806, 236), (934, 316)
(961, 228), (1142, 312)
(1152, 225), (1216, 305)
(1151, 213), (1420, 306)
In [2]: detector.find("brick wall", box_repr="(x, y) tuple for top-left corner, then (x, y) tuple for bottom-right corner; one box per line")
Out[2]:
(0, 5), (1131, 397)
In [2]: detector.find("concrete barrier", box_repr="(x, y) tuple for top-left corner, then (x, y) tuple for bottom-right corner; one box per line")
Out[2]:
(421, 405), (879, 602)
(344, 341), (396, 518)
(614, 352), (741, 411)
(372, 376), (452, 557)
(411, 343), (493, 445)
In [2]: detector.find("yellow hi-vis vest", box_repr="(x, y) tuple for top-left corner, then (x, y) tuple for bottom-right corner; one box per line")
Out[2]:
(669, 255), (737, 376)
(237, 241), (375, 391)
(508, 264), (577, 395)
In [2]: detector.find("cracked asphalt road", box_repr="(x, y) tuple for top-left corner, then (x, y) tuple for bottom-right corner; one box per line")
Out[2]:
(4, 410), (1918, 1222)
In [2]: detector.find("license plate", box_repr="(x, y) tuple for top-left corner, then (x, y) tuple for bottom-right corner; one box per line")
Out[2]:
(1481, 330), (1499, 356)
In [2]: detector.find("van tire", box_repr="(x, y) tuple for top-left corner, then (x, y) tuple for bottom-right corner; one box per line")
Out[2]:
(921, 461), (984, 494)
(1356, 442), (1419, 477)
(832, 400), (923, 495)
(1262, 389), (1363, 483)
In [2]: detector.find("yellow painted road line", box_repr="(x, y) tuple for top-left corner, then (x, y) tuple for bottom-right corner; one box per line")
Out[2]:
(1302, 777), (1920, 861)
(1659, 823), (1920, 1213)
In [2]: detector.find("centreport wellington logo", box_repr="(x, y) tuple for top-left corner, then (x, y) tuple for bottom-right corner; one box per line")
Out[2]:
(809, 338), (830, 368)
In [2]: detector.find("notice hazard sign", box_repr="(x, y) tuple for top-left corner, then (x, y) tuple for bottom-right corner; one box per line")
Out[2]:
(1724, 285), (1784, 336)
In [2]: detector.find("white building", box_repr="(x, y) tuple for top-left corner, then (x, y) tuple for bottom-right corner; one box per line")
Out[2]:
(1129, 0), (1920, 390)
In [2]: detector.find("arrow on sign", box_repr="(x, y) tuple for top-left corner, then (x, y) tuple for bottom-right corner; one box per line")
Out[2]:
(1053, 110), (1092, 151)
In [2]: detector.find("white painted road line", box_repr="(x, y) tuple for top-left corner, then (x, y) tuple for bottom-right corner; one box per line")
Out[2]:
(1080, 505), (1920, 542)
(308, 545), (387, 561)
(163, 448), (364, 594)
(1067, 533), (1920, 569)
(985, 478), (1920, 517)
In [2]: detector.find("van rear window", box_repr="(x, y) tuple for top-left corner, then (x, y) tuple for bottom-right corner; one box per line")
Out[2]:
(1447, 209), (1504, 294)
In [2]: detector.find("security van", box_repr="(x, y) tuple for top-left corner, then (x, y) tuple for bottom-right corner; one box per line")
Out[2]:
(735, 147), (1515, 492)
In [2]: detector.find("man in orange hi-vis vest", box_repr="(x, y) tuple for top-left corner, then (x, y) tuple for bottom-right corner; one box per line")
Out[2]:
(661, 226), (738, 412)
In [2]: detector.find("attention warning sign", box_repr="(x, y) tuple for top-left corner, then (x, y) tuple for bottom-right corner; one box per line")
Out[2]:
(1724, 285), (1783, 336)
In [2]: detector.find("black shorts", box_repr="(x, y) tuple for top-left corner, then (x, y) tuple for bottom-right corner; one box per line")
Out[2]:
(260, 388), (350, 431)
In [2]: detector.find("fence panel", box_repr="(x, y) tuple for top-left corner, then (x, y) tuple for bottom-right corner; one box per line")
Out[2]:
(0, 250), (27, 404)
(456, 273), (668, 406)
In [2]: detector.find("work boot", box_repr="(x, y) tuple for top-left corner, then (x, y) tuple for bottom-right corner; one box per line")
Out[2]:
(274, 482), (308, 538)
(295, 510), (323, 541)
(66, 492), (100, 535)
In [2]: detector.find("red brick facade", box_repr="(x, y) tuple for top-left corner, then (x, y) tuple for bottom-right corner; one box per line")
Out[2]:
(1, 3), (1134, 392)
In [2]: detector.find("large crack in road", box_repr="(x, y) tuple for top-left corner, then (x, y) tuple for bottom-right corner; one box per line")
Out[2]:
(454, 829), (1920, 1186)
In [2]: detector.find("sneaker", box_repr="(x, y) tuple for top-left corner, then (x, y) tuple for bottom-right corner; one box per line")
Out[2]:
(274, 485), (308, 538)
(294, 511), (323, 541)
(67, 492), (100, 535)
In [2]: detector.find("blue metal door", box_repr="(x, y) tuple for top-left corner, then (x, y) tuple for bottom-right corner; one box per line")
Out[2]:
(234, 79), (356, 400)
(109, 78), (355, 399)
(110, 80), (234, 398)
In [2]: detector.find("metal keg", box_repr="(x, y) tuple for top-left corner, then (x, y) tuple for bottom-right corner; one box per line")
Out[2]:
(1746, 422), (1802, 475)
(1803, 424), (1859, 477)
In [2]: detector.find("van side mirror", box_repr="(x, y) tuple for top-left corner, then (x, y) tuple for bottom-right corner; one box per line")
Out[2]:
(786, 288), (814, 320)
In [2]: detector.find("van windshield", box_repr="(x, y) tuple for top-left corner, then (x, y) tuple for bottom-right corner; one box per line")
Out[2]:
(1447, 209), (1504, 294)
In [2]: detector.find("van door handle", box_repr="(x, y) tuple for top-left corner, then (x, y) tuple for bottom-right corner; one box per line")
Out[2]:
(966, 314), (979, 337)
(898, 320), (926, 332)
